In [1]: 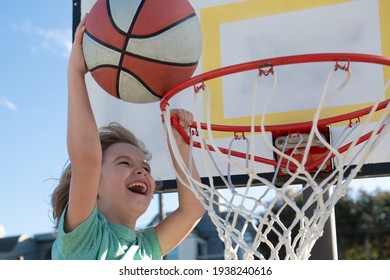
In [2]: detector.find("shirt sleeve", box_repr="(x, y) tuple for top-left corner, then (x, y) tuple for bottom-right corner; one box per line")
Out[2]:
(140, 227), (163, 260)
(51, 206), (104, 260)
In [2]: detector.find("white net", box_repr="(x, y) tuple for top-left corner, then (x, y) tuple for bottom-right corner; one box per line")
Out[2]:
(162, 59), (390, 260)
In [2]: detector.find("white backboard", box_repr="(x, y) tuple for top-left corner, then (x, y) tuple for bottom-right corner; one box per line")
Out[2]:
(74, 0), (390, 190)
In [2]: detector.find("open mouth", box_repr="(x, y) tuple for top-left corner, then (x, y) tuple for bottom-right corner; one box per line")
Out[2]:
(127, 182), (148, 195)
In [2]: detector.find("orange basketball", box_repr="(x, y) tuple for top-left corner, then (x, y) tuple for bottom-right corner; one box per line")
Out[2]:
(82, 0), (202, 103)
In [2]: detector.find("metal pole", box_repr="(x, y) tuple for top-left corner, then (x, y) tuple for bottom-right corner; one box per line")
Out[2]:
(303, 186), (338, 260)
(159, 193), (166, 222)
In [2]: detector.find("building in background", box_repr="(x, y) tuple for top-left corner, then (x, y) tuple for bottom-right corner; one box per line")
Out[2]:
(0, 233), (54, 260)
(149, 209), (256, 260)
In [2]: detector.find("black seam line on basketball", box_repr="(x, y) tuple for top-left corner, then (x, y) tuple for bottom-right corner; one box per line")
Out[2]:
(116, 0), (146, 99)
(106, 0), (128, 37)
(89, 64), (118, 72)
(118, 67), (160, 99)
(129, 13), (197, 39)
(123, 51), (199, 67)
(85, 31), (123, 53)
(88, 64), (160, 99)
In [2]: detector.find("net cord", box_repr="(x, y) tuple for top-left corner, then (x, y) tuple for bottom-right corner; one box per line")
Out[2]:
(161, 62), (390, 260)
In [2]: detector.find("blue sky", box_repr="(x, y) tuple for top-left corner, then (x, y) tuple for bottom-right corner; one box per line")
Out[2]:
(1, 0), (390, 239)
(0, 0), (176, 237)
(0, 1), (72, 237)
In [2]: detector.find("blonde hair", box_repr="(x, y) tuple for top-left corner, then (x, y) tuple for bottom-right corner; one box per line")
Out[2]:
(51, 123), (155, 229)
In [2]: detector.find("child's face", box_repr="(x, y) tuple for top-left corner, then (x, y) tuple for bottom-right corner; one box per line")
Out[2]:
(97, 142), (156, 227)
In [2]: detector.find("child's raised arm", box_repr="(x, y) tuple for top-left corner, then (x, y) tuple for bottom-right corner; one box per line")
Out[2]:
(155, 109), (205, 256)
(65, 14), (101, 232)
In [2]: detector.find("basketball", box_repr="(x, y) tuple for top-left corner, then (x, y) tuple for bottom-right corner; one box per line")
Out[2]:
(82, 0), (202, 103)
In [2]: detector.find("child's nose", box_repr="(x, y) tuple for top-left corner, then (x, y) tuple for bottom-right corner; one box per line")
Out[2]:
(135, 167), (147, 176)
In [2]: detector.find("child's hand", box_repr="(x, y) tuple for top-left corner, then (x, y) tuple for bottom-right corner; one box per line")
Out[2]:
(170, 109), (193, 145)
(69, 13), (89, 76)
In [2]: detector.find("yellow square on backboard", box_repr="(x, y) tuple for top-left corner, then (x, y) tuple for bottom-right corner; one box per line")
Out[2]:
(199, 0), (390, 128)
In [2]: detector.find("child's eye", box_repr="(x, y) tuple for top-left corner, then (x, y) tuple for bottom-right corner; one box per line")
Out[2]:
(142, 162), (152, 173)
(119, 161), (130, 166)
(144, 166), (151, 173)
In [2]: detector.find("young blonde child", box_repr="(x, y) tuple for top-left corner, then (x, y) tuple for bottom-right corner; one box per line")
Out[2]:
(51, 14), (205, 260)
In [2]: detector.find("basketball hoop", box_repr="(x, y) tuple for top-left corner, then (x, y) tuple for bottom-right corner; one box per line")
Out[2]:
(161, 53), (390, 260)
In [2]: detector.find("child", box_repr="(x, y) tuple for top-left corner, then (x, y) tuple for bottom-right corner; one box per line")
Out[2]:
(51, 14), (205, 260)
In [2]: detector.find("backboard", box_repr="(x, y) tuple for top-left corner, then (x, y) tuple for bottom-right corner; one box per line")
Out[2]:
(73, 0), (390, 192)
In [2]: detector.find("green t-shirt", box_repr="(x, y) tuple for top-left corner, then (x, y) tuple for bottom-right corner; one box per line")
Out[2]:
(51, 207), (162, 260)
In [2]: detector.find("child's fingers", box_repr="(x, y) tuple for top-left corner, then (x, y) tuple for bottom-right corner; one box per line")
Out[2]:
(75, 13), (88, 40)
(80, 13), (88, 25)
(174, 110), (193, 128)
(77, 13), (88, 31)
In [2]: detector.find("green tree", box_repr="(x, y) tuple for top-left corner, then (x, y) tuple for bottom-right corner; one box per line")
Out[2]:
(335, 189), (390, 259)
(255, 187), (390, 259)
